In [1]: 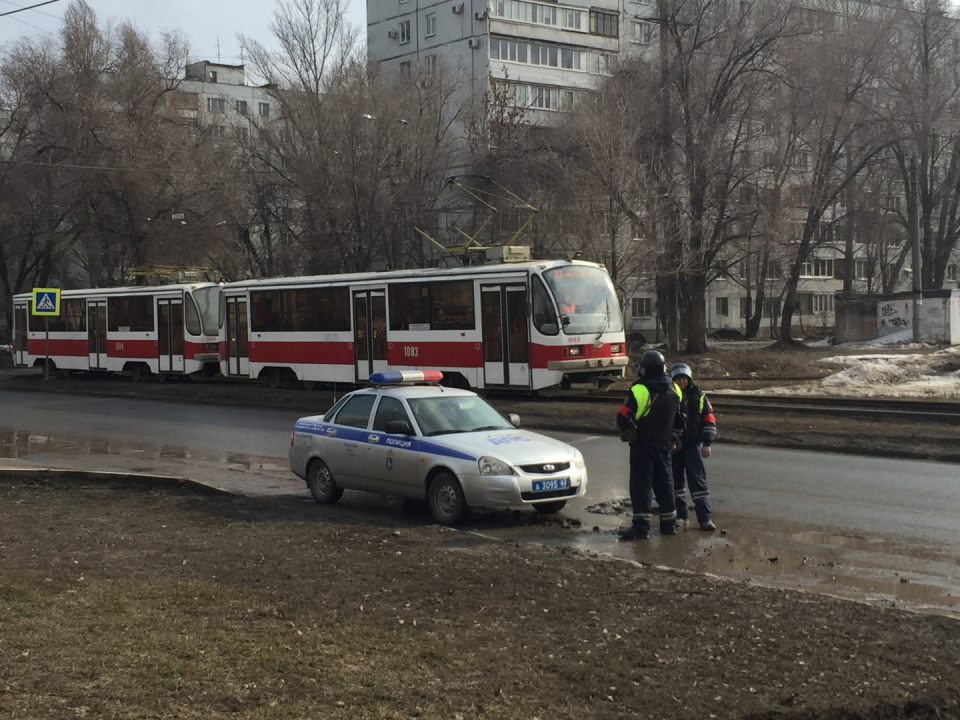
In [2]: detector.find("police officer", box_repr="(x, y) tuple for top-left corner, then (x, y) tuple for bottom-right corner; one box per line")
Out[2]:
(669, 363), (717, 532)
(616, 350), (683, 540)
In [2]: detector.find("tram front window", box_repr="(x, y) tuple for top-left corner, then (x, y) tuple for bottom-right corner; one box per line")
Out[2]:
(190, 286), (225, 337)
(542, 266), (623, 336)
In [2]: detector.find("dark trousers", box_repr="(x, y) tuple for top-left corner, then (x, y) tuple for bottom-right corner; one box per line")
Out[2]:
(629, 439), (676, 533)
(672, 443), (712, 524)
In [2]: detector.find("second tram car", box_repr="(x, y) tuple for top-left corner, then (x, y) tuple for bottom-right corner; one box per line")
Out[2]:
(221, 258), (627, 391)
(11, 283), (224, 380)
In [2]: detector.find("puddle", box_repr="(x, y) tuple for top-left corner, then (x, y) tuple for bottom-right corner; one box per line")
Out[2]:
(0, 427), (284, 477)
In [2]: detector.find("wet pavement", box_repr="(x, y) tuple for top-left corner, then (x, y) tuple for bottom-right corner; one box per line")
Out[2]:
(3, 388), (960, 620)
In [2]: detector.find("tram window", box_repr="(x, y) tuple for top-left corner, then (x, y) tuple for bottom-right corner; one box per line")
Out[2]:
(108, 295), (154, 332)
(251, 291), (282, 332)
(184, 295), (202, 336)
(250, 288), (351, 332)
(42, 299), (87, 333)
(389, 281), (475, 331)
(531, 275), (559, 335)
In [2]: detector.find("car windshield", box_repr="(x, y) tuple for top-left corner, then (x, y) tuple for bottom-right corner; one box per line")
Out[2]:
(407, 395), (514, 437)
(542, 265), (623, 336)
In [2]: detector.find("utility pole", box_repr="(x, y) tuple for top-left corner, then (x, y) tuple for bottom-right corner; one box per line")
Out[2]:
(910, 156), (922, 343)
(658, 0), (679, 352)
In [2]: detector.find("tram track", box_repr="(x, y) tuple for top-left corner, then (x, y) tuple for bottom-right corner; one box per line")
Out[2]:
(525, 389), (960, 424)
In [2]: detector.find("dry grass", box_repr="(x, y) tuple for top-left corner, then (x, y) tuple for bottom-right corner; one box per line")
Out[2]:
(2, 477), (960, 720)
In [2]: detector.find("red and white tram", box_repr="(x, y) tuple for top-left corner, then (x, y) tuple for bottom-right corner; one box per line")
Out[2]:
(11, 283), (224, 380)
(221, 258), (627, 391)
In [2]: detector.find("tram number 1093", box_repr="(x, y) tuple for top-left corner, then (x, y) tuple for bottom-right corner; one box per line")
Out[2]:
(403, 346), (419, 358)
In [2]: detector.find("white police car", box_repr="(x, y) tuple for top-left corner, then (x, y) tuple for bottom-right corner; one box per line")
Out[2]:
(288, 371), (588, 525)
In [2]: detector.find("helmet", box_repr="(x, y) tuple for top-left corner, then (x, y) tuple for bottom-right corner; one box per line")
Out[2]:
(638, 350), (666, 378)
(669, 363), (693, 382)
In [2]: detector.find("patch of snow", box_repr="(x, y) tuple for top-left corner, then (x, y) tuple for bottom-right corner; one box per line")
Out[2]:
(714, 345), (960, 399)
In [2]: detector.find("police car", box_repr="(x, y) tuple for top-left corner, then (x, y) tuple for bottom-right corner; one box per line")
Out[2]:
(288, 371), (588, 525)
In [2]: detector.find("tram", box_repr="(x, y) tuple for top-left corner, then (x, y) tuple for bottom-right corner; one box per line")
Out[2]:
(221, 257), (627, 391)
(11, 283), (224, 380)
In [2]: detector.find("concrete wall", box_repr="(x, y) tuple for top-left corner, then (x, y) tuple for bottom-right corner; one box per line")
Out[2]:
(835, 297), (877, 343)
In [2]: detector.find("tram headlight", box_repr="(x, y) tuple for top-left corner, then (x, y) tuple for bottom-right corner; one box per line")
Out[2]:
(610, 343), (623, 354)
(565, 346), (582, 357)
(479, 456), (514, 476)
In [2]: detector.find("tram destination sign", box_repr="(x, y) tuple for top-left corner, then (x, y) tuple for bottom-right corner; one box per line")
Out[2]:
(31, 288), (61, 316)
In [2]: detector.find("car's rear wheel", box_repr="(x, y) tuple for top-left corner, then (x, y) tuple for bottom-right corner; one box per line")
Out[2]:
(428, 472), (469, 525)
(533, 500), (567, 515)
(307, 459), (343, 504)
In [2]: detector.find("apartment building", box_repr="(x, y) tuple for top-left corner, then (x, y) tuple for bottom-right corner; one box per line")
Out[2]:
(171, 61), (275, 140)
(367, 0), (622, 122)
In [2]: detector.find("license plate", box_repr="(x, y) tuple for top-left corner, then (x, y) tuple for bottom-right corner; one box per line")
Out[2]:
(532, 477), (569, 493)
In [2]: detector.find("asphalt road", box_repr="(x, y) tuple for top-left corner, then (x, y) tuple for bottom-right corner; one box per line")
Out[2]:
(3, 388), (960, 616)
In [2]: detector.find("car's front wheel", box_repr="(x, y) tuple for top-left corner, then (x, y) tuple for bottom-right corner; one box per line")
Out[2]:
(428, 472), (469, 525)
(533, 500), (567, 515)
(307, 459), (344, 504)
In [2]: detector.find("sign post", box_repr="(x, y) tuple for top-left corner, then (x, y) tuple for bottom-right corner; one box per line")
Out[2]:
(31, 288), (61, 379)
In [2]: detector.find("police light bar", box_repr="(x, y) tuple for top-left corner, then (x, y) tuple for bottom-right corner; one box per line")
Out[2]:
(369, 370), (444, 384)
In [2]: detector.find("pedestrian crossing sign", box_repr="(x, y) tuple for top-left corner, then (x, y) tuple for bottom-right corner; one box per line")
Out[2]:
(32, 288), (61, 316)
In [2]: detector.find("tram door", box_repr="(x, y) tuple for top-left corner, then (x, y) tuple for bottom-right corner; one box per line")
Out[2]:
(353, 289), (388, 381)
(13, 304), (28, 366)
(157, 299), (185, 373)
(481, 284), (530, 387)
(225, 297), (249, 376)
(87, 301), (107, 369)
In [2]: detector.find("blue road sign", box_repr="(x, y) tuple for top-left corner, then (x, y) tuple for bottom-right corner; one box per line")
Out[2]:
(32, 288), (61, 316)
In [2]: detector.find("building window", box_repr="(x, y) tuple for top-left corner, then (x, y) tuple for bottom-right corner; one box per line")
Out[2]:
(633, 20), (654, 44)
(209, 71), (218, 83)
(425, 12), (436, 36)
(763, 297), (781, 320)
(399, 61), (411, 78)
(631, 297), (652, 318)
(400, 19), (411, 43)
(424, 54), (437, 75)
(207, 97), (225, 113)
(739, 297), (751, 318)
(715, 297), (729, 317)
(801, 258), (834, 277)
(236, 100), (248, 115)
(490, 37), (581, 71)
(590, 9), (618, 36)
(854, 259), (870, 280)
(259, 102), (271, 118)
(211, 125), (226, 139)
(947, 264), (958, 281)
(813, 294), (834, 313)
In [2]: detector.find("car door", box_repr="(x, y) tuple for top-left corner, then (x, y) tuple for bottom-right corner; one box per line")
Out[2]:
(325, 393), (377, 488)
(366, 395), (421, 496)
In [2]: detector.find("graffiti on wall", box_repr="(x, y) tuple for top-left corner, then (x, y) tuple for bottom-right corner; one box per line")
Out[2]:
(877, 301), (911, 337)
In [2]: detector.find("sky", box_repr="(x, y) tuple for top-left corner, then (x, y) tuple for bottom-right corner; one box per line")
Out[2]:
(0, 0), (367, 70)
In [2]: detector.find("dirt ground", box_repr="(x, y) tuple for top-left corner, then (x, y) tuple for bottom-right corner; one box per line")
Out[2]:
(2, 344), (960, 719)
(1, 475), (959, 720)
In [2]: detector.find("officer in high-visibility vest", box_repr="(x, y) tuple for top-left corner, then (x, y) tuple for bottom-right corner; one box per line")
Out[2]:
(669, 363), (717, 532)
(615, 350), (683, 540)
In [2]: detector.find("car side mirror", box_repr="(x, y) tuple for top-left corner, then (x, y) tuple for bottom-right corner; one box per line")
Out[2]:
(385, 419), (414, 436)
(508, 413), (521, 428)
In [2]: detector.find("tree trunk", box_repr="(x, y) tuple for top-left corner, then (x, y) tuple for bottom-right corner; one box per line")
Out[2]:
(684, 271), (708, 353)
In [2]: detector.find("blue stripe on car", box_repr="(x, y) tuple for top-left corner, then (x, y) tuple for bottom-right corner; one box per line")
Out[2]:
(294, 421), (477, 462)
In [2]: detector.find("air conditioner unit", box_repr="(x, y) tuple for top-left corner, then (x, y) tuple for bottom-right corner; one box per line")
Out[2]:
(474, 10), (487, 20)
(452, 3), (464, 13)
(387, 29), (399, 38)
(467, 37), (481, 48)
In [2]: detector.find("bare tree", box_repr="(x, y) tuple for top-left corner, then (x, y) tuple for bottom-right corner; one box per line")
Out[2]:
(776, 2), (894, 344)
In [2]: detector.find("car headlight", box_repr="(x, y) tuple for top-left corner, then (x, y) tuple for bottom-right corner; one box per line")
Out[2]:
(573, 449), (586, 469)
(478, 456), (514, 476)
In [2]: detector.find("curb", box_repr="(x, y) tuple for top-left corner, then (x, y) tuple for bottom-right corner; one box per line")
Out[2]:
(0, 467), (237, 496)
